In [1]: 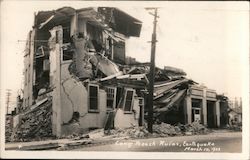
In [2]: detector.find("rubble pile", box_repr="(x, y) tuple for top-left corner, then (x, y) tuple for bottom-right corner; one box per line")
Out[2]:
(152, 122), (209, 137)
(153, 123), (182, 136)
(182, 122), (209, 135)
(5, 116), (13, 142)
(109, 126), (149, 138)
(55, 122), (209, 142)
(11, 98), (53, 142)
(107, 122), (208, 139)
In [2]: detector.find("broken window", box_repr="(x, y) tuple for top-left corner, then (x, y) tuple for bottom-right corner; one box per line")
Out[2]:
(123, 89), (134, 113)
(113, 41), (125, 64)
(62, 43), (74, 61)
(106, 87), (116, 109)
(62, 49), (74, 61)
(88, 84), (99, 112)
(63, 26), (71, 43)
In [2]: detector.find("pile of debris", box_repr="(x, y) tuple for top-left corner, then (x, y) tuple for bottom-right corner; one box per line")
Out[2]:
(56, 122), (209, 145)
(153, 122), (208, 136)
(5, 116), (13, 142)
(108, 126), (150, 139)
(11, 97), (54, 142)
(106, 122), (208, 139)
(152, 123), (182, 136)
(182, 122), (209, 135)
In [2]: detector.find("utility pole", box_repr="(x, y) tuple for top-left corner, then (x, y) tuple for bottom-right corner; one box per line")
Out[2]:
(6, 89), (12, 115)
(146, 8), (159, 133)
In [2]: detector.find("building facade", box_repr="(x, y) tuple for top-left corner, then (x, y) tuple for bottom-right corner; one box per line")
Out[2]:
(185, 85), (220, 127)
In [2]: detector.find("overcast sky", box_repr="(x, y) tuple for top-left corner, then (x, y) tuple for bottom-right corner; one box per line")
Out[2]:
(1, 1), (249, 112)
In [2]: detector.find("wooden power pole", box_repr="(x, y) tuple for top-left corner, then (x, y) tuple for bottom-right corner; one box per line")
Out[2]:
(147, 8), (159, 133)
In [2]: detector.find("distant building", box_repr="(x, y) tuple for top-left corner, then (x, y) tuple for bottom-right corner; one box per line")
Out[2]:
(228, 107), (242, 126)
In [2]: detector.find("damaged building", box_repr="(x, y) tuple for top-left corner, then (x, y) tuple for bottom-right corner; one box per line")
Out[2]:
(16, 6), (229, 139)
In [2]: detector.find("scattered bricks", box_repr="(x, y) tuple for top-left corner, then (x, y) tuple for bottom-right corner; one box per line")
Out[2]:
(107, 125), (149, 139)
(151, 122), (208, 137)
(11, 98), (53, 142)
(153, 123), (178, 136)
(187, 122), (208, 135)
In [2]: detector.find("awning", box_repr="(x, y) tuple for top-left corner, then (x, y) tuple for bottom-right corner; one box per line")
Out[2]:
(154, 89), (187, 113)
(154, 79), (189, 98)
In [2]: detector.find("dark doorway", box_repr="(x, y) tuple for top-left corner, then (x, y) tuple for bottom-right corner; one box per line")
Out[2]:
(220, 101), (229, 127)
(207, 101), (216, 128)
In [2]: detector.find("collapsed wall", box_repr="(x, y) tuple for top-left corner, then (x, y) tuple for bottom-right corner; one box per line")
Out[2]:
(11, 98), (53, 142)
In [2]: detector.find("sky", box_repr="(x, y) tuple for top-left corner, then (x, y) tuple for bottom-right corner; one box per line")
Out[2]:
(1, 1), (249, 112)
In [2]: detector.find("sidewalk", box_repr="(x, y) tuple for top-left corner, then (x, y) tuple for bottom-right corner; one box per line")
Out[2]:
(5, 138), (92, 150)
(5, 134), (129, 150)
(5, 130), (241, 151)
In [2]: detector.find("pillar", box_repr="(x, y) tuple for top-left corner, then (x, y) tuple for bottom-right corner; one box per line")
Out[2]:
(202, 88), (207, 126)
(216, 100), (220, 127)
(70, 12), (78, 36)
(50, 26), (63, 137)
(185, 96), (192, 124)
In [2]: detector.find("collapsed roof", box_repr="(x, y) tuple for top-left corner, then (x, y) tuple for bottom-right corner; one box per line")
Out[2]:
(35, 7), (142, 37)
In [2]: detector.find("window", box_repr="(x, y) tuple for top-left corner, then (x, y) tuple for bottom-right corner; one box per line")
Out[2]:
(113, 41), (125, 64)
(123, 89), (134, 113)
(63, 49), (74, 61)
(63, 26), (70, 43)
(195, 110), (199, 114)
(88, 84), (99, 112)
(106, 87), (116, 109)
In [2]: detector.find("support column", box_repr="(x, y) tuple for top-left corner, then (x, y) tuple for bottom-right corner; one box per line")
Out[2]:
(50, 26), (63, 137)
(185, 96), (192, 124)
(216, 100), (220, 127)
(70, 12), (78, 36)
(202, 88), (207, 126)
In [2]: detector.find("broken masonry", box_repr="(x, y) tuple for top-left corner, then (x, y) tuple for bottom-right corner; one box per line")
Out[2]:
(10, 6), (229, 141)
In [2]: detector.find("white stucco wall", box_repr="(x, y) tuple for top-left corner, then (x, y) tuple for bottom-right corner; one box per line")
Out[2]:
(60, 62), (108, 136)
(114, 97), (140, 128)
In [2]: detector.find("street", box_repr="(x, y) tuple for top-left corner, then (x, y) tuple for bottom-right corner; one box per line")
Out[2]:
(73, 132), (242, 152)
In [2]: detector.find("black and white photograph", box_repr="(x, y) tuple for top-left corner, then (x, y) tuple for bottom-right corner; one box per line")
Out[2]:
(1, 1), (249, 159)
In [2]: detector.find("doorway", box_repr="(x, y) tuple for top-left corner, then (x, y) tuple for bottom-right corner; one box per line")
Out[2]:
(191, 98), (202, 123)
(207, 100), (216, 128)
